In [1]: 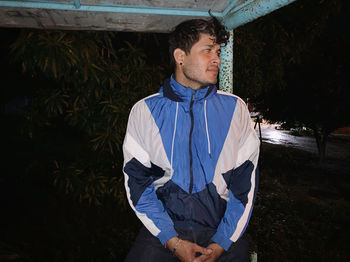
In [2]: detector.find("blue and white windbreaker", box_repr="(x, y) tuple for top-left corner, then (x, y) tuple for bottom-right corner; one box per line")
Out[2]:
(123, 75), (260, 251)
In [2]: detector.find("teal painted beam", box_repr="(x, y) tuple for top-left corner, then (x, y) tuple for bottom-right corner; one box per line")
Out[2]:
(73, 0), (80, 9)
(0, 1), (222, 17)
(219, 30), (234, 93)
(223, 0), (252, 17)
(222, 0), (297, 30)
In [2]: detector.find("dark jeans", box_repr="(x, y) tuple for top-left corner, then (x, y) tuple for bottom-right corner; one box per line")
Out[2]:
(124, 226), (250, 262)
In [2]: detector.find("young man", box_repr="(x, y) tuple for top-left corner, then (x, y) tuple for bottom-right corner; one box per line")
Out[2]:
(123, 17), (260, 262)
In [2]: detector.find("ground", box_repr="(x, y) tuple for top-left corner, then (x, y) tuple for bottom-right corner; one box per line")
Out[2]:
(0, 137), (349, 261)
(256, 121), (350, 161)
(247, 142), (350, 261)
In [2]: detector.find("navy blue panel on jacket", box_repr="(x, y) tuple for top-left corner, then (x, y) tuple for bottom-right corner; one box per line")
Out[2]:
(124, 158), (165, 206)
(156, 181), (227, 230)
(223, 160), (254, 207)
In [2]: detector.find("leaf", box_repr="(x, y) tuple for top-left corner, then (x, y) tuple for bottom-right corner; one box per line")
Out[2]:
(52, 59), (57, 78)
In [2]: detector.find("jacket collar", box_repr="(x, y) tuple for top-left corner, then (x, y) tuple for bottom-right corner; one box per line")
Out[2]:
(161, 75), (216, 103)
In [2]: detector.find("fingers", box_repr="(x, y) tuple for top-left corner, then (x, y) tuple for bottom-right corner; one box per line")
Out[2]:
(205, 248), (213, 255)
(193, 244), (212, 256)
(175, 240), (214, 262)
(191, 244), (213, 262)
(192, 254), (210, 262)
(173, 240), (204, 262)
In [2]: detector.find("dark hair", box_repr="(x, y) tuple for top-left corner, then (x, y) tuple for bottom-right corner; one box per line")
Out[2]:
(168, 15), (229, 68)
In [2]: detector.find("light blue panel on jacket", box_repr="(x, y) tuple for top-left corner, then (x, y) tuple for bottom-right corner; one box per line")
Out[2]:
(145, 77), (238, 193)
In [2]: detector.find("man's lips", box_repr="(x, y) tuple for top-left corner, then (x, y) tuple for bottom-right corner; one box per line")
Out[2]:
(207, 66), (219, 73)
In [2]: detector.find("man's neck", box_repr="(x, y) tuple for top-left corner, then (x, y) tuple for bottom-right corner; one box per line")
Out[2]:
(173, 71), (201, 90)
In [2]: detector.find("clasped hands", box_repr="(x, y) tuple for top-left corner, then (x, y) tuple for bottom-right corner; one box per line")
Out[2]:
(166, 236), (224, 262)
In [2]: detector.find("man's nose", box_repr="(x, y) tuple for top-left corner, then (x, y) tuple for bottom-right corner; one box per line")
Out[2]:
(212, 54), (221, 66)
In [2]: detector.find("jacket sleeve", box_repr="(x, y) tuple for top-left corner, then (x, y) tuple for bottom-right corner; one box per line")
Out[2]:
(211, 99), (260, 251)
(123, 101), (178, 245)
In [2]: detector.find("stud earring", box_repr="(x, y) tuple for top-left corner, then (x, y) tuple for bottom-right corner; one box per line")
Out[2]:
(180, 62), (183, 65)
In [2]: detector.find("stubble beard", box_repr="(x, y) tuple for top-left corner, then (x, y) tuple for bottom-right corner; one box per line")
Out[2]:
(182, 67), (217, 89)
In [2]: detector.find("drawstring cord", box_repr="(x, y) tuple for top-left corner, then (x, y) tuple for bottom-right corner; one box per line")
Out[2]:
(171, 100), (211, 165)
(171, 102), (179, 167)
(204, 100), (211, 157)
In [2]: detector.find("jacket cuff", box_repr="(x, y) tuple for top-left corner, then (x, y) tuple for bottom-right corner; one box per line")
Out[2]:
(211, 232), (232, 251)
(157, 228), (178, 246)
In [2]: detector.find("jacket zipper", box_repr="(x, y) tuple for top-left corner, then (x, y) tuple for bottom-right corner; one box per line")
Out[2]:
(189, 93), (195, 194)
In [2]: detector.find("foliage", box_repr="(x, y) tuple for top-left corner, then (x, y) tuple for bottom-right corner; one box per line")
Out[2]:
(232, 0), (349, 161)
(232, 0), (342, 99)
(9, 30), (165, 206)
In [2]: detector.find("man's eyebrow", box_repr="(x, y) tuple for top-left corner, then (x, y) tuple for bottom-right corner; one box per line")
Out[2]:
(204, 44), (218, 48)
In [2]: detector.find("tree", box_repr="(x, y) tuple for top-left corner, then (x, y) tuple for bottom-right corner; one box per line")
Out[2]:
(9, 30), (165, 205)
(232, 0), (349, 162)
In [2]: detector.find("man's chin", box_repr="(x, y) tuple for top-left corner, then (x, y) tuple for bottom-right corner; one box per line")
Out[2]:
(208, 74), (219, 84)
(200, 80), (217, 88)
(208, 78), (218, 85)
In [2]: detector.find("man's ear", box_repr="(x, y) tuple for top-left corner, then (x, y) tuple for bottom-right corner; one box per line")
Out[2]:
(173, 48), (186, 65)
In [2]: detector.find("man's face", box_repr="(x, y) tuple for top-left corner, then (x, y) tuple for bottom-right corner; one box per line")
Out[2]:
(181, 33), (221, 89)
